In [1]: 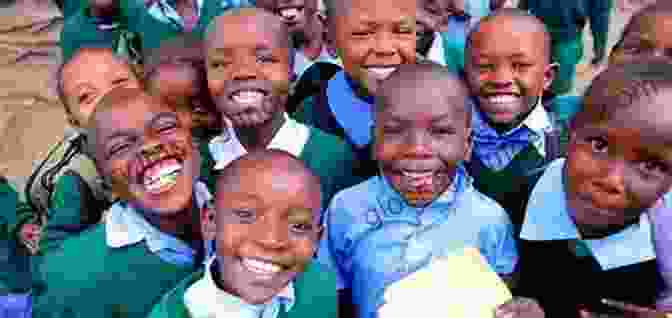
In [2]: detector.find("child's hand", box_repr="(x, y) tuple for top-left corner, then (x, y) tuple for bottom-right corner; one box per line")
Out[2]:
(495, 297), (545, 318)
(19, 222), (42, 255)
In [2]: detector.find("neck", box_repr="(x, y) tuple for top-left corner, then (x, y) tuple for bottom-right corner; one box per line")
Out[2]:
(236, 112), (286, 151)
(142, 198), (203, 249)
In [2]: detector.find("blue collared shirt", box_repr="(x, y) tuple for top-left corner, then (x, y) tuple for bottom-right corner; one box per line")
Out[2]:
(471, 100), (553, 171)
(327, 71), (374, 148)
(105, 182), (212, 267)
(520, 158), (660, 271)
(318, 166), (518, 318)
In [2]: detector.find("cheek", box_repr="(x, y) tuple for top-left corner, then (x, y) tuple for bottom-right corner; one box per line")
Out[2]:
(207, 73), (226, 97)
(106, 160), (136, 199)
(565, 145), (599, 190)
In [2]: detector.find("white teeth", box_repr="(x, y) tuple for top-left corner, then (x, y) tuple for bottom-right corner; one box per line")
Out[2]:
(367, 67), (397, 80)
(280, 8), (300, 18)
(232, 90), (264, 105)
(402, 171), (434, 178)
(242, 258), (282, 275)
(488, 95), (518, 104)
(144, 163), (182, 191)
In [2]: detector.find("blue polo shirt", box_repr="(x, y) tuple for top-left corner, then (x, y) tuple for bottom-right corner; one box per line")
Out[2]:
(317, 167), (518, 318)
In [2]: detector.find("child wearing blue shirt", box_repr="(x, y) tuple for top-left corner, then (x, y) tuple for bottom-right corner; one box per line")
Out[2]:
(515, 60), (672, 318)
(318, 64), (533, 318)
(292, 0), (416, 180)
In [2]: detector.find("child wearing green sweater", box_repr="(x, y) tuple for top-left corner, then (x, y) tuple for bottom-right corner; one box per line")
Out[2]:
(32, 87), (209, 318)
(148, 149), (337, 318)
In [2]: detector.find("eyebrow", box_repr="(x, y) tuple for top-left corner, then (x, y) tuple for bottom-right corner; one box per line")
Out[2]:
(103, 112), (177, 141)
(384, 113), (457, 123)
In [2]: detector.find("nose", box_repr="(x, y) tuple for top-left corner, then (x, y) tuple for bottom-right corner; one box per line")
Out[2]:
(405, 131), (433, 157)
(489, 65), (515, 89)
(254, 216), (290, 250)
(594, 159), (627, 196)
(373, 31), (396, 57)
(140, 142), (163, 160)
(232, 57), (259, 81)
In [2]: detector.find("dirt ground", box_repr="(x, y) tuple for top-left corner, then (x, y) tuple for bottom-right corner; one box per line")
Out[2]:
(0, 0), (643, 195)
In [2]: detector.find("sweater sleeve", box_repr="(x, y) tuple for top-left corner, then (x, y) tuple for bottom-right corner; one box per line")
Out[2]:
(589, 0), (612, 58)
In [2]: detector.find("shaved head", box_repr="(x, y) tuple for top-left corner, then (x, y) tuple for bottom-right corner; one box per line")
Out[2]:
(467, 8), (551, 63)
(205, 7), (291, 50)
(216, 149), (322, 213)
(377, 63), (472, 122)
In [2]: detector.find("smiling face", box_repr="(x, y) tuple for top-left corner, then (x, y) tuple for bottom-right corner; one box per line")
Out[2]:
(213, 152), (321, 304)
(610, 11), (672, 65)
(206, 9), (292, 128)
(374, 66), (471, 207)
(147, 64), (221, 139)
(61, 48), (141, 128)
(333, 0), (416, 96)
(565, 87), (672, 238)
(92, 89), (198, 214)
(465, 15), (554, 129)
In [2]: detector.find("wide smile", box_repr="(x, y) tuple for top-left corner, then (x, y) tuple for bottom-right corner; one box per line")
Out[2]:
(240, 257), (288, 280)
(140, 156), (184, 195)
(365, 65), (399, 81)
(229, 89), (268, 108)
(482, 93), (521, 106)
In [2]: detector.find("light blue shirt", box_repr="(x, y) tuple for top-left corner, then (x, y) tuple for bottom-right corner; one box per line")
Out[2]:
(520, 158), (660, 271)
(105, 182), (212, 267)
(471, 100), (553, 171)
(317, 166), (518, 318)
(327, 71), (374, 148)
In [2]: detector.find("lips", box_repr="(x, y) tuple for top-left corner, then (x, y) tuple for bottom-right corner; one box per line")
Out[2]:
(241, 257), (286, 278)
(366, 66), (398, 81)
(141, 157), (184, 194)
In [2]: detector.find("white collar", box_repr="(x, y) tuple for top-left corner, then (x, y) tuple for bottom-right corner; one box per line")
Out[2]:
(211, 113), (310, 170)
(427, 32), (446, 67)
(520, 159), (657, 270)
(105, 181), (212, 249)
(183, 256), (295, 318)
(505, 99), (552, 156)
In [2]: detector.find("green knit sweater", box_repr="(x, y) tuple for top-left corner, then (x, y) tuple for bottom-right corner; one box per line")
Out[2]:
(146, 261), (338, 318)
(32, 224), (196, 318)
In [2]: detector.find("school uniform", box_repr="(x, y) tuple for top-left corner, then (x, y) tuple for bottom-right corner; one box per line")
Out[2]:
(318, 166), (518, 318)
(292, 71), (378, 180)
(0, 182), (35, 318)
(60, 8), (141, 64)
(31, 182), (212, 318)
(516, 158), (665, 318)
(146, 256), (337, 318)
(115, 0), (254, 56)
(519, 0), (611, 95)
(203, 113), (359, 212)
(466, 98), (573, 234)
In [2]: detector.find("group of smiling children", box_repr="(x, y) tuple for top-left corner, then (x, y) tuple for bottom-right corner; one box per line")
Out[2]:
(2, 0), (672, 317)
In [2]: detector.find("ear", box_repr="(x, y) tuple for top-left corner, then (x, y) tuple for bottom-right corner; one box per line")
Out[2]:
(543, 62), (559, 92)
(200, 201), (217, 242)
(464, 126), (473, 162)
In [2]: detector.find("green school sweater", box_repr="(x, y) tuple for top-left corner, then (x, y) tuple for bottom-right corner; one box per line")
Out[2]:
(519, 0), (611, 57)
(201, 126), (360, 210)
(32, 224), (196, 318)
(146, 261), (338, 318)
(0, 182), (35, 294)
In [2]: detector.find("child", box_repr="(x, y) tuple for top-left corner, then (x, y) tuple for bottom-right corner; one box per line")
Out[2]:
(318, 63), (525, 318)
(147, 149), (337, 317)
(519, 0), (611, 96)
(292, 0), (416, 179)
(257, 0), (340, 80)
(32, 86), (210, 318)
(515, 61), (672, 318)
(203, 8), (359, 210)
(26, 46), (142, 251)
(463, 9), (579, 232)
(143, 34), (223, 145)
(609, 1), (672, 66)
(0, 179), (40, 318)
(60, 0), (142, 65)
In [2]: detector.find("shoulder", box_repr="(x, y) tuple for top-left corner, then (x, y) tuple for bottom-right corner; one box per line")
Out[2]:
(148, 270), (203, 318)
(457, 182), (511, 224)
(293, 261), (338, 309)
(304, 126), (352, 159)
(326, 177), (379, 224)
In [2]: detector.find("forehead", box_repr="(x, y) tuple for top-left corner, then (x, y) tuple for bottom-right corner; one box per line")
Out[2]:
(626, 12), (672, 40)
(340, 0), (415, 22)
(207, 14), (285, 51)
(96, 96), (169, 136)
(63, 51), (129, 83)
(470, 18), (546, 58)
(380, 79), (467, 121)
